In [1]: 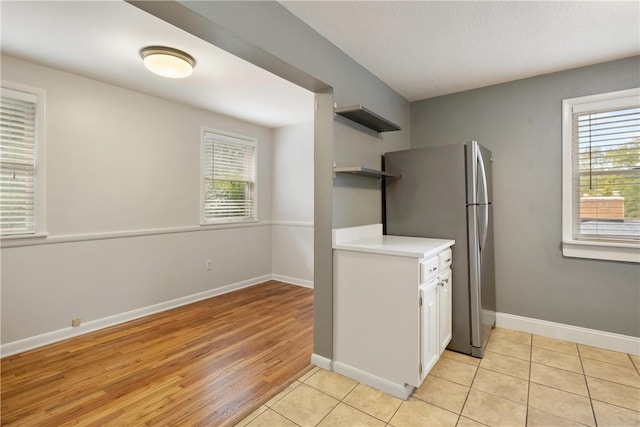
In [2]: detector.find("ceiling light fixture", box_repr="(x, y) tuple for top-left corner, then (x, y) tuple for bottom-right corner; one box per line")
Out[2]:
(140, 46), (195, 79)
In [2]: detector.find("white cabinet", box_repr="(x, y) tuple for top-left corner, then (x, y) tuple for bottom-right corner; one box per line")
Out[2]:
(420, 256), (439, 283)
(438, 248), (452, 271)
(332, 224), (455, 399)
(437, 268), (452, 354)
(420, 278), (438, 383)
(420, 264), (452, 382)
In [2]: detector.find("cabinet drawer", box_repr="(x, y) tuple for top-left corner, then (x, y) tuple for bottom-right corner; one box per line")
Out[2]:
(420, 257), (439, 283)
(438, 249), (452, 271)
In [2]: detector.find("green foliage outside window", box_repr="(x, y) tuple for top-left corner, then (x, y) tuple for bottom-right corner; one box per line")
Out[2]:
(579, 138), (640, 219)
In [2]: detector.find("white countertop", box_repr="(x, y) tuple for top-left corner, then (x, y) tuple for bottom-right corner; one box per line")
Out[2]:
(333, 224), (454, 258)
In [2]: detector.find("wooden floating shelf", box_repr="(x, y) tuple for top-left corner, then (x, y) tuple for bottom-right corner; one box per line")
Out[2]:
(334, 105), (401, 133)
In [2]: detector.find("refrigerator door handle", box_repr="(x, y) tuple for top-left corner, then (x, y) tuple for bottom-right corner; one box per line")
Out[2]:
(477, 147), (489, 250)
(477, 145), (489, 205)
(477, 204), (489, 251)
(482, 204), (489, 250)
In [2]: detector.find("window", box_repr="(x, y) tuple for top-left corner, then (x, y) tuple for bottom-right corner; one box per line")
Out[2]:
(562, 88), (640, 262)
(201, 128), (257, 224)
(1, 84), (44, 237)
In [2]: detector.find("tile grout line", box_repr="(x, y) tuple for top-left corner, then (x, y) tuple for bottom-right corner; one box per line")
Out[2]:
(261, 380), (316, 427)
(477, 349), (530, 381)
(453, 351), (482, 426)
(311, 399), (341, 426)
(256, 396), (303, 427)
(577, 344), (599, 427)
(525, 335), (532, 427)
(386, 399), (402, 426)
(480, 331), (533, 425)
(298, 371), (345, 426)
(629, 354), (640, 376)
(272, 408), (303, 427)
(304, 375), (394, 426)
(338, 400), (392, 425)
(266, 380), (302, 408)
(408, 382), (469, 422)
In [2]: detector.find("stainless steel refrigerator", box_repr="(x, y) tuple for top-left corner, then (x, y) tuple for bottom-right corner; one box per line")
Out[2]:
(383, 141), (496, 357)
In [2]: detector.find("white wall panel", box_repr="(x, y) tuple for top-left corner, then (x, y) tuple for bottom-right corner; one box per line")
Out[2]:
(0, 56), (273, 346)
(1, 226), (272, 344)
(272, 122), (314, 222)
(272, 224), (313, 287)
(271, 122), (314, 285)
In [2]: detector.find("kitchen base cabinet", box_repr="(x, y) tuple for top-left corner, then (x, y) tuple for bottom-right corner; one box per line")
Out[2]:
(416, 270), (453, 385)
(438, 268), (453, 354)
(420, 279), (439, 383)
(331, 224), (454, 399)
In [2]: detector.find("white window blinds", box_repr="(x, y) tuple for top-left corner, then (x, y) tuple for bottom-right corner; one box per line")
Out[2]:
(572, 98), (640, 242)
(1, 87), (37, 236)
(202, 130), (256, 222)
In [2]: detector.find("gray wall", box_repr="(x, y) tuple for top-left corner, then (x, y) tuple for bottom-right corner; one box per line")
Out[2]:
(134, 1), (412, 358)
(410, 56), (640, 337)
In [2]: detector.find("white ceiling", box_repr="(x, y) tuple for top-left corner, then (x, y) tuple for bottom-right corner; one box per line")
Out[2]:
(1, 1), (638, 128)
(281, 1), (640, 101)
(0, 1), (314, 129)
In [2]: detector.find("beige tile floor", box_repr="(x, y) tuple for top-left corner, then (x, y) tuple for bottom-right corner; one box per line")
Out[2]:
(236, 328), (640, 427)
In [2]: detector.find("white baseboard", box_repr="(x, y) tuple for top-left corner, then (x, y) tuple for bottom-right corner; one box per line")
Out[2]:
(311, 353), (333, 371)
(1, 274), (272, 358)
(271, 221), (313, 228)
(496, 312), (640, 356)
(333, 361), (414, 400)
(272, 274), (313, 288)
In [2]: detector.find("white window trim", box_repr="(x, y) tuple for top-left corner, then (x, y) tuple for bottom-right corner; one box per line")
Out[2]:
(561, 87), (640, 263)
(200, 127), (258, 225)
(0, 81), (47, 239)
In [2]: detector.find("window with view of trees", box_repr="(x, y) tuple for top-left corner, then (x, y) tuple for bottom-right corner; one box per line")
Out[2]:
(201, 129), (256, 223)
(562, 88), (640, 262)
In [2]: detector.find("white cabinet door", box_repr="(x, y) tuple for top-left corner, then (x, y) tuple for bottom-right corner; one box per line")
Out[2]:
(420, 280), (438, 382)
(438, 268), (452, 354)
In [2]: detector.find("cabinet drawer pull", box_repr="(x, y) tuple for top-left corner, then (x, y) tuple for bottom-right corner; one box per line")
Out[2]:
(429, 267), (437, 273)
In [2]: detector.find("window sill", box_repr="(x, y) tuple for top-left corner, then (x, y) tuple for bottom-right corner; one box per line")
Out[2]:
(562, 240), (640, 263)
(201, 219), (258, 227)
(1, 232), (48, 241)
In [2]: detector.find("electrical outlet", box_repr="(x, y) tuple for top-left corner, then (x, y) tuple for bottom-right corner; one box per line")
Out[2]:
(71, 318), (81, 327)
(206, 259), (213, 271)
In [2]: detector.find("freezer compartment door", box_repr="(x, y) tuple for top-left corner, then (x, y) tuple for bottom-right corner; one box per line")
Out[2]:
(384, 145), (467, 239)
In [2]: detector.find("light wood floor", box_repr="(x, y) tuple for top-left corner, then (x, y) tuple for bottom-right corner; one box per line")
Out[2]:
(1, 280), (314, 426)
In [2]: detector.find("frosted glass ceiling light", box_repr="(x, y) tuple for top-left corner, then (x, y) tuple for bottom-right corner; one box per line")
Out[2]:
(140, 46), (195, 78)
